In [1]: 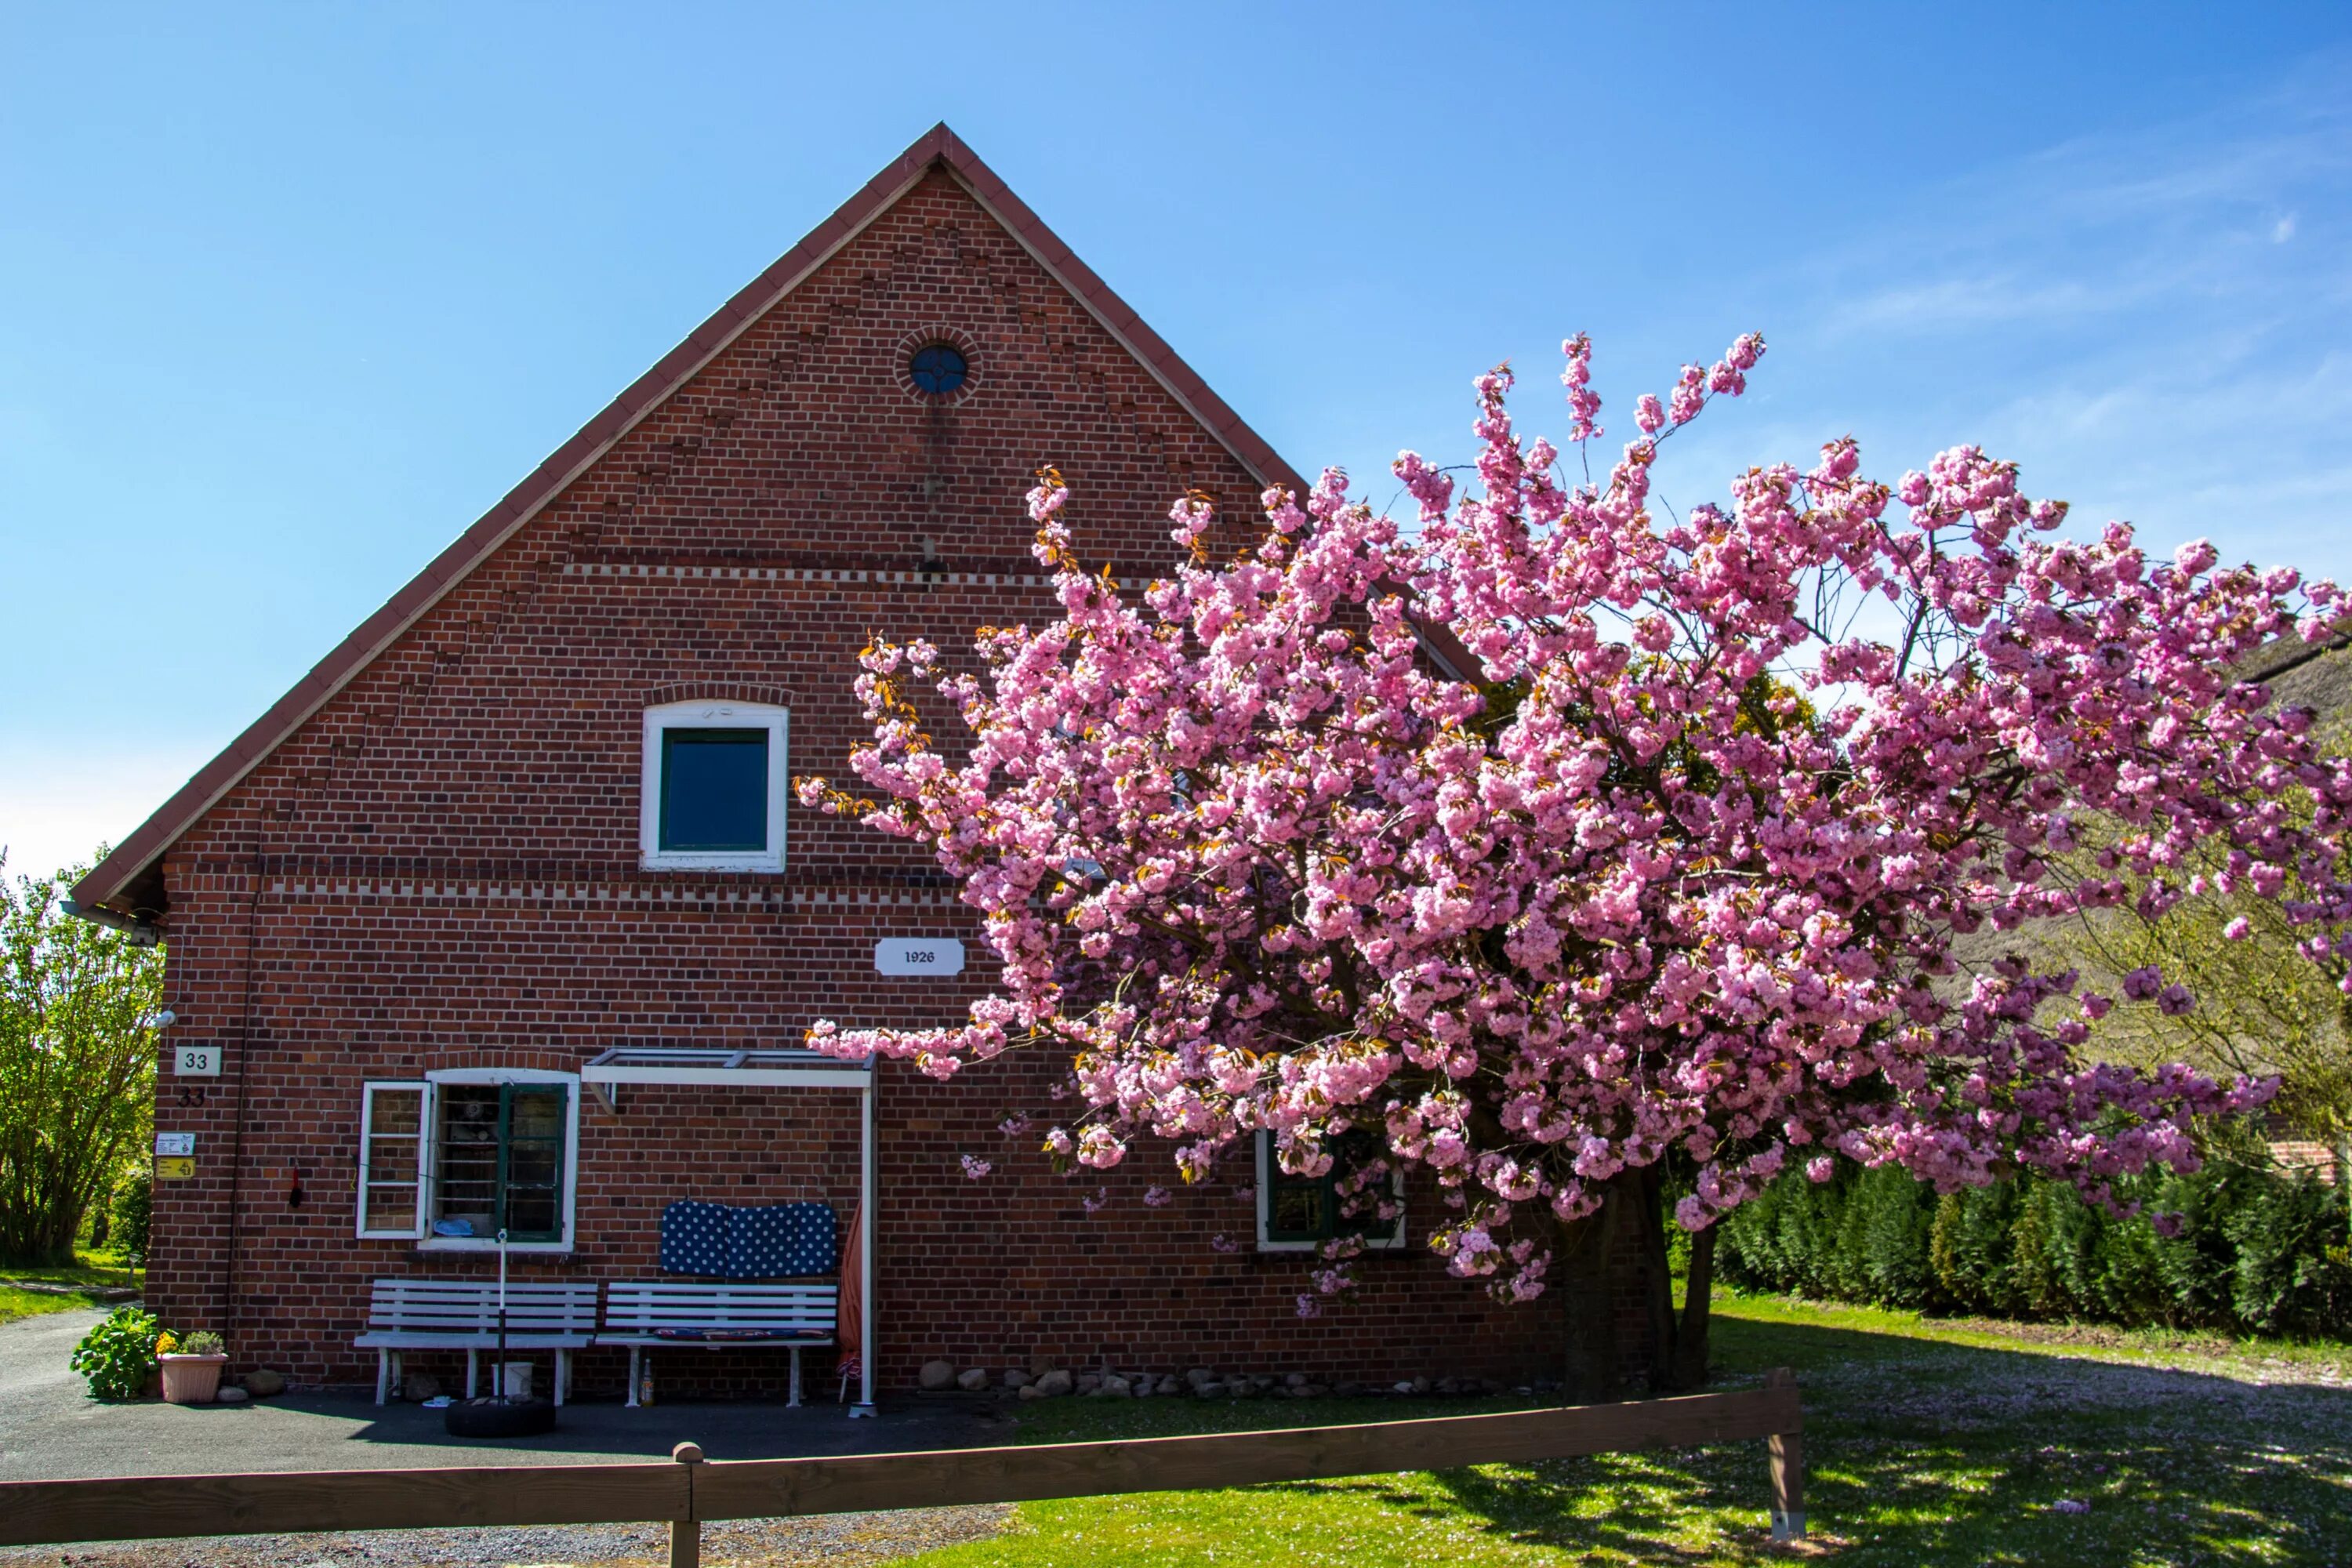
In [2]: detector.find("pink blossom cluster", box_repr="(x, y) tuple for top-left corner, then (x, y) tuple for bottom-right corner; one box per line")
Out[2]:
(800, 335), (2350, 1302)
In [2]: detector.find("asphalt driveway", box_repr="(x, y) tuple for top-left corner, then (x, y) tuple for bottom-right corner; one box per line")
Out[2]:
(0, 1308), (1010, 1566)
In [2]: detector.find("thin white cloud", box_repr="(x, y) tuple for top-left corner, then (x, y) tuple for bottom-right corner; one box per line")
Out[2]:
(1737, 55), (2352, 580)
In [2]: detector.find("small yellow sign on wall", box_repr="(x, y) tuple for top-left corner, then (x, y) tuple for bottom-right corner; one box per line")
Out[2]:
(155, 1156), (196, 1181)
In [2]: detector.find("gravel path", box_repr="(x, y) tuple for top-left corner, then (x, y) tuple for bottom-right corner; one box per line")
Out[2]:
(0, 1508), (1014, 1568)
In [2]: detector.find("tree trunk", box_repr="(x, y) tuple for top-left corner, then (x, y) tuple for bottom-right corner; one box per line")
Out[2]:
(0, 1214), (81, 1269)
(1636, 1164), (1678, 1386)
(1557, 1167), (1721, 1399)
(0, 1165), (90, 1269)
(1631, 1163), (1715, 1393)
(1671, 1225), (1716, 1392)
(1555, 1178), (1628, 1403)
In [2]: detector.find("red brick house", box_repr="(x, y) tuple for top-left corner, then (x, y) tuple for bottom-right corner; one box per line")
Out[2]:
(69, 126), (1570, 1401)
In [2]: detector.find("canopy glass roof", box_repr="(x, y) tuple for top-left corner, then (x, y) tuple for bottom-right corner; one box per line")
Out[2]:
(580, 1047), (877, 1089)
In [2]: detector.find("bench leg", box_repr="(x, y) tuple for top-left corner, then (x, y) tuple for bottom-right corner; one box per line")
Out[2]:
(554, 1349), (568, 1408)
(466, 1349), (479, 1399)
(626, 1345), (642, 1408)
(376, 1349), (390, 1406)
(788, 1346), (803, 1409)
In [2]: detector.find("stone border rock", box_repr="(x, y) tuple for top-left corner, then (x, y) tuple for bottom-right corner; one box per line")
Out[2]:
(912, 1359), (1546, 1403)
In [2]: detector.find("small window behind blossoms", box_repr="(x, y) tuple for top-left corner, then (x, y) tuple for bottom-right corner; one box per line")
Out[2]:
(1254, 1130), (1406, 1252)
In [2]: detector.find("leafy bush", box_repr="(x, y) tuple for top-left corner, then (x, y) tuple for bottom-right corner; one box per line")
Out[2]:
(69, 1305), (159, 1399)
(1929, 1181), (2021, 1315)
(2220, 1171), (2352, 1334)
(0, 860), (164, 1268)
(109, 1170), (151, 1261)
(1716, 1163), (1942, 1309)
(1719, 1154), (2352, 1338)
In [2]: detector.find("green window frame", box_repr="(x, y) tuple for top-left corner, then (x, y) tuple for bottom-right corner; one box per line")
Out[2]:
(1258, 1130), (1405, 1249)
(432, 1083), (570, 1243)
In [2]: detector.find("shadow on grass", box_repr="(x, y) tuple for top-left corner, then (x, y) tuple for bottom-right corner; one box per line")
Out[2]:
(1363, 1315), (2352, 1565)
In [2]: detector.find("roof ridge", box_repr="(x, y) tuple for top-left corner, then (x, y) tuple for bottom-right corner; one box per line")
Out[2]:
(73, 124), (1302, 917)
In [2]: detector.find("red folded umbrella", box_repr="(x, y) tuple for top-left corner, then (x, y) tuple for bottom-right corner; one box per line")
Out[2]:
(837, 1200), (863, 1360)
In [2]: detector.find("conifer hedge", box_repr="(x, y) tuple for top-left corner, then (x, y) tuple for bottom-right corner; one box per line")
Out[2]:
(1714, 1150), (2352, 1338)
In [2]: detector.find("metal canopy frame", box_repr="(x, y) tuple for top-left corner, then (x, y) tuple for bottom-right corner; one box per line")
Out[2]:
(578, 1045), (879, 1416)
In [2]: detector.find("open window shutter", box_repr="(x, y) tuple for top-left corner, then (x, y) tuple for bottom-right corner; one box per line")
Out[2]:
(357, 1082), (431, 1239)
(495, 1082), (569, 1243)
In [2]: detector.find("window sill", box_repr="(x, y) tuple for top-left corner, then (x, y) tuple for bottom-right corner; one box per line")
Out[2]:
(1254, 1234), (1410, 1255)
(417, 1237), (575, 1255)
(639, 852), (785, 873)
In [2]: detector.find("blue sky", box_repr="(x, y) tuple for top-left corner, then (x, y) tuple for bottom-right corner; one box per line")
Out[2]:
(3, 2), (2348, 882)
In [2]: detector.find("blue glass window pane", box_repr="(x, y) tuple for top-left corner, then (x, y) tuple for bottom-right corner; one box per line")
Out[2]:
(909, 343), (967, 395)
(660, 728), (769, 851)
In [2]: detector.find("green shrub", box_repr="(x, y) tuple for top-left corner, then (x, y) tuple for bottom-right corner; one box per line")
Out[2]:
(2220, 1171), (2352, 1334)
(110, 1171), (151, 1262)
(69, 1305), (159, 1399)
(1847, 1165), (1940, 1308)
(1719, 1152), (2352, 1339)
(1719, 1163), (1940, 1309)
(1930, 1181), (2021, 1314)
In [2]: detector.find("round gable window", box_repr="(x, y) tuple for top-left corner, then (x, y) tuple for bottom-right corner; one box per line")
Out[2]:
(908, 343), (968, 397)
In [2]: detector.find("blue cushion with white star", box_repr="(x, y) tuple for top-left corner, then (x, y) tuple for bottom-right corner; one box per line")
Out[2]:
(660, 1200), (729, 1276)
(724, 1201), (837, 1278)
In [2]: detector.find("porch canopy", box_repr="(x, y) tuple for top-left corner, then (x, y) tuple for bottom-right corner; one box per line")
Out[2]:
(579, 1046), (878, 1414)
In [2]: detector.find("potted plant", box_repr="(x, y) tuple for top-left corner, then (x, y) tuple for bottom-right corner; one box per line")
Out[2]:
(158, 1330), (228, 1405)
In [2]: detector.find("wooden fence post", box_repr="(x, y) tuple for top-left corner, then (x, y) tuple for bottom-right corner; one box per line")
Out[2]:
(670, 1443), (703, 1568)
(1762, 1368), (1805, 1541)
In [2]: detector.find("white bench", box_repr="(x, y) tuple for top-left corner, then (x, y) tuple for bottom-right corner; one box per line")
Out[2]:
(353, 1277), (597, 1406)
(597, 1281), (838, 1407)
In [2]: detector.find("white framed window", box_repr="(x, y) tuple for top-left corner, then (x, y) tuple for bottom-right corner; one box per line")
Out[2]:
(355, 1070), (580, 1251)
(357, 1081), (430, 1239)
(640, 701), (789, 871)
(1255, 1130), (1407, 1253)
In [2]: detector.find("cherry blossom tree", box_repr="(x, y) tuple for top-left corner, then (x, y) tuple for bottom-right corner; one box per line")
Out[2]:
(799, 336), (2352, 1396)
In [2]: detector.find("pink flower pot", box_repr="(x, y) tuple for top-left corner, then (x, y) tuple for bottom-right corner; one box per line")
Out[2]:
(159, 1353), (228, 1405)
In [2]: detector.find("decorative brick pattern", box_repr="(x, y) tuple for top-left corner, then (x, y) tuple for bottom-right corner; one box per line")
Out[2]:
(136, 165), (1648, 1393)
(890, 324), (986, 408)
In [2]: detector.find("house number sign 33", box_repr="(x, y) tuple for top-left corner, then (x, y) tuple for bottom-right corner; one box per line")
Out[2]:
(173, 1044), (222, 1077)
(874, 938), (965, 977)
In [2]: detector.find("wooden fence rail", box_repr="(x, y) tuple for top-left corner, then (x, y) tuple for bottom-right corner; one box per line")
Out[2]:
(0, 1372), (1806, 1559)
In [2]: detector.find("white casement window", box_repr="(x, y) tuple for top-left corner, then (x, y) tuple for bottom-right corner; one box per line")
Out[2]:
(357, 1081), (431, 1239)
(421, 1068), (580, 1252)
(640, 701), (789, 871)
(1255, 1130), (1407, 1253)
(354, 1070), (580, 1251)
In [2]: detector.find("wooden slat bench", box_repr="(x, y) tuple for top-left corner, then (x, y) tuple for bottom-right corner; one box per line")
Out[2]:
(597, 1282), (838, 1407)
(352, 1278), (598, 1406)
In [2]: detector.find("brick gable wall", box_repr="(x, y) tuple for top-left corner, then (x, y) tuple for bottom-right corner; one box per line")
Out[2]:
(140, 169), (1609, 1395)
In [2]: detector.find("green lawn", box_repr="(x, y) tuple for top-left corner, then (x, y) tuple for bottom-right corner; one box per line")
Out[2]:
(0, 1247), (142, 1325)
(897, 1292), (2352, 1567)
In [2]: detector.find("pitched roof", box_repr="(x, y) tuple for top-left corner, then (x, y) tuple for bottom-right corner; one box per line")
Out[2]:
(74, 123), (1305, 919)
